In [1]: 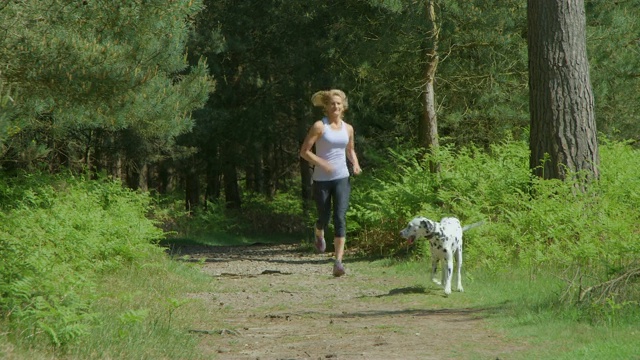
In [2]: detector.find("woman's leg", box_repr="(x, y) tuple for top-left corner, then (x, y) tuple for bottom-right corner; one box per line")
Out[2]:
(332, 178), (351, 275)
(334, 237), (345, 262)
(313, 181), (332, 252)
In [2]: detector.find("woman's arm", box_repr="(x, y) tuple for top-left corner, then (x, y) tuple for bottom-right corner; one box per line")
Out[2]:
(346, 124), (362, 175)
(300, 120), (333, 173)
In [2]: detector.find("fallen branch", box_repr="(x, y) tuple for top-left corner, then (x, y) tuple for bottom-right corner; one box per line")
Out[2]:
(579, 267), (640, 303)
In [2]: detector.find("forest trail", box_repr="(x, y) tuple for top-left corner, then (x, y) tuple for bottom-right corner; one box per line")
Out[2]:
(177, 243), (527, 360)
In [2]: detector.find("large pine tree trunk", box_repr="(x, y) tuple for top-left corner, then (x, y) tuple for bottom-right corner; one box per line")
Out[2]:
(528, 0), (599, 182)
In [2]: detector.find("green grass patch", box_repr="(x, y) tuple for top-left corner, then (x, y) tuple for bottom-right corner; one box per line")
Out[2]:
(352, 258), (640, 359)
(63, 257), (215, 359)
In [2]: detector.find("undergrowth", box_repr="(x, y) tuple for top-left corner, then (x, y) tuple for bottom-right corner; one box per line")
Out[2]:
(0, 172), (165, 349)
(154, 186), (309, 241)
(347, 139), (640, 322)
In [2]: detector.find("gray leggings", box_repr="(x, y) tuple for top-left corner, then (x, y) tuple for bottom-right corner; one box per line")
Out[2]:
(313, 177), (351, 237)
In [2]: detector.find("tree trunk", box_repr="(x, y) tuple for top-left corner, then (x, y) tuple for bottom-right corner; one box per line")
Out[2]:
(263, 142), (276, 198)
(112, 154), (123, 180)
(420, 0), (440, 173)
(138, 162), (149, 192)
(185, 162), (200, 214)
(297, 103), (313, 238)
(205, 159), (221, 208)
(221, 142), (241, 209)
(527, 0), (600, 183)
(157, 160), (172, 194)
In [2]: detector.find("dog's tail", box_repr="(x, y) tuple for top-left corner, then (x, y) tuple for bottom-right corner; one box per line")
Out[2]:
(462, 220), (485, 232)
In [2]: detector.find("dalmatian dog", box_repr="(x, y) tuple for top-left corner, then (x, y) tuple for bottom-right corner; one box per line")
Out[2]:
(400, 217), (483, 295)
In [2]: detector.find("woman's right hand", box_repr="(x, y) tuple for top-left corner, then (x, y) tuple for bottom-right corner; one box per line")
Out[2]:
(319, 160), (334, 173)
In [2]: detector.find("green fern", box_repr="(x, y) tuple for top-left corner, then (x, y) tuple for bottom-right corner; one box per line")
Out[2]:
(0, 173), (164, 347)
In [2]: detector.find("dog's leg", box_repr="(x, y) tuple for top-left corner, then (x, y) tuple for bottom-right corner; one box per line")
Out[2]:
(455, 247), (464, 292)
(430, 255), (441, 285)
(443, 252), (453, 295)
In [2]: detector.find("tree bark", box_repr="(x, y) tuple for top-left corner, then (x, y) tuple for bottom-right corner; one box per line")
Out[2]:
(420, 0), (440, 173)
(205, 158), (221, 208)
(221, 142), (242, 209)
(185, 163), (200, 214)
(528, 0), (600, 182)
(297, 102), (313, 235)
(138, 162), (149, 192)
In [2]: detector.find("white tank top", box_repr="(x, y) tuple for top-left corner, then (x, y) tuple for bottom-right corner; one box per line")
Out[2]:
(313, 117), (350, 181)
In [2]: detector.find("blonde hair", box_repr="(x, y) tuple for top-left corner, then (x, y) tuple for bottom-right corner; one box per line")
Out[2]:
(311, 89), (349, 111)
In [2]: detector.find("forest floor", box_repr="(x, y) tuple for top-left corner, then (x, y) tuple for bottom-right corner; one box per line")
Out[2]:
(176, 243), (530, 360)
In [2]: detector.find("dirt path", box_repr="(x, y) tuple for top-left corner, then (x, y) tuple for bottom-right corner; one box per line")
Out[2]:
(179, 243), (526, 360)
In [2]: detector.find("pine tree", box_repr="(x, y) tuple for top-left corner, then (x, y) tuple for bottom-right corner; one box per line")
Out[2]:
(0, 0), (213, 176)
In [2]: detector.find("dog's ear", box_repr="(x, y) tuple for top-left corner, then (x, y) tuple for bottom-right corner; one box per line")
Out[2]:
(425, 220), (435, 233)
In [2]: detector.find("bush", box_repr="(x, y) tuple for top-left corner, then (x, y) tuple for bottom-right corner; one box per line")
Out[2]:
(348, 139), (640, 312)
(348, 140), (532, 257)
(0, 173), (164, 347)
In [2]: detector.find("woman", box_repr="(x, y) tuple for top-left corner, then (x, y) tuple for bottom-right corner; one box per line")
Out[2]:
(299, 89), (362, 277)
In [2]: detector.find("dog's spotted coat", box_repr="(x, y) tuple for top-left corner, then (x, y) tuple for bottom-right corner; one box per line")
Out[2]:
(400, 217), (481, 295)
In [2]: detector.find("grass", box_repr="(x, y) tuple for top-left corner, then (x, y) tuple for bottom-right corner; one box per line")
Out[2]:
(0, 253), (218, 360)
(63, 255), (216, 360)
(382, 259), (640, 360)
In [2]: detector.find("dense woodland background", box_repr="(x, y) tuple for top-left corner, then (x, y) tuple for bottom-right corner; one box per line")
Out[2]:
(2, 1), (640, 354)
(2, 1), (639, 210)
